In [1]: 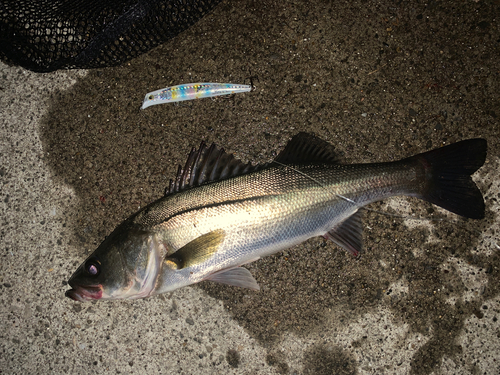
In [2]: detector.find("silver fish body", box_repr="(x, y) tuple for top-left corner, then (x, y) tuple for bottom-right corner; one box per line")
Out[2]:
(66, 133), (486, 302)
(145, 162), (420, 293)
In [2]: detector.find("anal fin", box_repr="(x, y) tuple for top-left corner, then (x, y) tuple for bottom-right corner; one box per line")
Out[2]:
(205, 267), (260, 291)
(324, 212), (363, 257)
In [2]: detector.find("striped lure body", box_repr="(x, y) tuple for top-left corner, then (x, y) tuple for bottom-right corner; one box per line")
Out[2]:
(141, 82), (252, 109)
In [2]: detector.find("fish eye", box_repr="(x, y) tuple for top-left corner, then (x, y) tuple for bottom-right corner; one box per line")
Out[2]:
(84, 257), (101, 276)
(148, 95), (154, 100)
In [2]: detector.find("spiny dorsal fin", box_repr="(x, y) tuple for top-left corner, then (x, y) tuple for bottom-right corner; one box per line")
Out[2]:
(166, 229), (225, 269)
(165, 133), (338, 195)
(165, 141), (261, 195)
(275, 132), (340, 165)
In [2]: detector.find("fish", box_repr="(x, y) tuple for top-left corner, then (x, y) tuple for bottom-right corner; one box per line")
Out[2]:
(141, 83), (252, 109)
(65, 133), (487, 302)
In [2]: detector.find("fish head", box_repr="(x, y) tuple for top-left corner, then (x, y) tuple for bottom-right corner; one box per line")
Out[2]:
(66, 224), (164, 302)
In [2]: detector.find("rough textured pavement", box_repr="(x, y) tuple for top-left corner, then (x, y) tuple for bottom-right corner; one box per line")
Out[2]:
(1, 0), (499, 374)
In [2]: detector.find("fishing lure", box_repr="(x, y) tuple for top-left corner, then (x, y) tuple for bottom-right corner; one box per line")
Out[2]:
(141, 82), (252, 109)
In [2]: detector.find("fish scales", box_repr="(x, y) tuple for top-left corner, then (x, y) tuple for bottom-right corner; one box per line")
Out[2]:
(141, 162), (422, 291)
(65, 133), (486, 301)
(138, 162), (420, 250)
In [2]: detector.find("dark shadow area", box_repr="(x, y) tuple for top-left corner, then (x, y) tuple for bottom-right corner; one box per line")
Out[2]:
(303, 344), (357, 375)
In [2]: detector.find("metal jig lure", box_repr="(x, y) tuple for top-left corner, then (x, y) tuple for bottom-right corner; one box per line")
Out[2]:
(141, 82), (252, 109)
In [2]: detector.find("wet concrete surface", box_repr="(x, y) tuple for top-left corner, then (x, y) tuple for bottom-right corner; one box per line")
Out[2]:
(1, 0), (499, 374)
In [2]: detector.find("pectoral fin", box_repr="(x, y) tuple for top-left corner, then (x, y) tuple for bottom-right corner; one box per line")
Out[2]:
(205, 267), (260, 291)
(166, 229), (225, 269)
(324, 212), (363, 257)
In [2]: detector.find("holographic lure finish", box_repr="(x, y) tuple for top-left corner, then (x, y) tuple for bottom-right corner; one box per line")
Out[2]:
(141, 82), (252, 109)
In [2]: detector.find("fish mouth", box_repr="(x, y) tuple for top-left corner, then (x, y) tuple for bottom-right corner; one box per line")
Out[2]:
(65, 284), (103, 302)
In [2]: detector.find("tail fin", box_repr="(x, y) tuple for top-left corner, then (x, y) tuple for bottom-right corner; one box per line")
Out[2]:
(410, 139), (487, 219)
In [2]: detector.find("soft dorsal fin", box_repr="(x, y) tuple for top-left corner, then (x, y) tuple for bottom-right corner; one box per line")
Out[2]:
(165, 141), (261, 195)
(274, 132), (340, 165)
(166, 229), (225, 269)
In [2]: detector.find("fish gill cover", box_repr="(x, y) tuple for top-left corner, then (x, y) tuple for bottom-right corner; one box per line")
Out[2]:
(0, 0), (222, 72)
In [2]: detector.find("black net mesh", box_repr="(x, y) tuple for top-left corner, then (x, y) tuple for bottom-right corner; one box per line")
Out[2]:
(0, 0), (222, 72)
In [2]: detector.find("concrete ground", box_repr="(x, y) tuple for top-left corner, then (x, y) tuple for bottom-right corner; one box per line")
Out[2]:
(1, 0), (499, 374)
